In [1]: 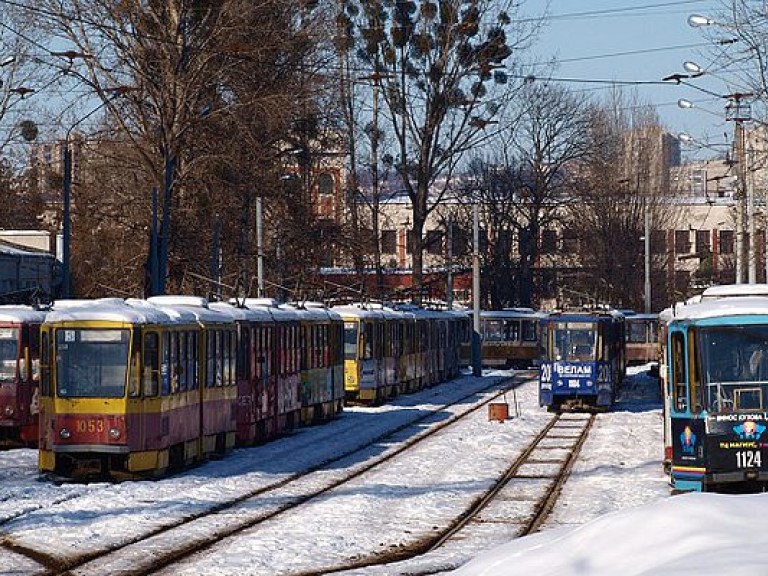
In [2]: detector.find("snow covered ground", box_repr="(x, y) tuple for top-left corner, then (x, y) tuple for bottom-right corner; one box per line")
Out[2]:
(2, 365), (757, 575)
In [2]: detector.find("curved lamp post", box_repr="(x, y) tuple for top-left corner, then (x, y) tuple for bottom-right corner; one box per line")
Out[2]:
(61, 87), (132, 297)
(61, 104), (106, 298)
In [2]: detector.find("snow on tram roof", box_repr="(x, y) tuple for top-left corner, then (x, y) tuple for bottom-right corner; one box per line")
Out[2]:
(47, 299), (176, 325)
(700, 283), (768, 300)
(0, 305), (49, 323)
(146, 295), (233, 324)
(669, 296), (768, 322)
(210, 301), (274, 322)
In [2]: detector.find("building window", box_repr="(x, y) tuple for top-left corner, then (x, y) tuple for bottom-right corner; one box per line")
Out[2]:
(541, 229), (557, 254)
(406, 229), (416, 254)
(452, 226), (469, 256)
(317, 173), (334, 196)
(498, 229), (514, 255)
(651, 230), (666, 254)
(720, 230), (734, 255)
(674, 230), (691, 255)
(691, 169), (705, 196)
(562, 228), (578, 254)
(425, 230), (443, 255)
(381, 230), (396, 254)
(695, 230), (711, 254)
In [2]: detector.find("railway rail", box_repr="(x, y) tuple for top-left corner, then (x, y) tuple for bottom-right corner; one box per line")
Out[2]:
(0, 374), (534, 576)
(293, 412), (596, 575)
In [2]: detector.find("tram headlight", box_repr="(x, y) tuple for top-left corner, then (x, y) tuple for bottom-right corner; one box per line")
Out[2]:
(59, 428), (71, 439)
(4, 405), (13, 416)
(109, 427), (121, 440)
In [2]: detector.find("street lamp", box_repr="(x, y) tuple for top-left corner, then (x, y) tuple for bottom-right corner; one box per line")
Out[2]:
(670, 67), (756, 284)
(61, 107), (105, 298)
(61, 88), (131, 297)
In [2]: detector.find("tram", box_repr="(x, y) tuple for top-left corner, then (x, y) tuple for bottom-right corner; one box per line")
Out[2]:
(0, 306), (48, 445)
(538, 309), (626, 412)
(335, 303), (465, 404)
(458, 308), (543, 369)
(625, 313), (660, 368)
(38, 297), (238, 478)
(665, 296), (768, 492)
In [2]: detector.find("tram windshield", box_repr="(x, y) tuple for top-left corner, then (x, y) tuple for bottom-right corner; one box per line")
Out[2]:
(699, 326), (768, 413)
(0, 328), (19, 382)
(55, 329), (130, 398)
(551, 322), (597, 362)
(343, 322), (358, 360)
(627, 321), (658, 344)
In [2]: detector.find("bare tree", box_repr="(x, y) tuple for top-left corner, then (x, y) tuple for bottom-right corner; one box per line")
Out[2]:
(339, 0), (532, 302)
(40, 0), (330, 298)
(572, 93), (680, 310)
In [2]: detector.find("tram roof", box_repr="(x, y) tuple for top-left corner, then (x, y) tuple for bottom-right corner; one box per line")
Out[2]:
(544, 309), (625, 322)
(625, 313), (659, 322)
(668, 296), (768, 322)
(480, 309), (545, 319)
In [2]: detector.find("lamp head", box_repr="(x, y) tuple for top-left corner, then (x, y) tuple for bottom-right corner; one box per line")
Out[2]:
(688, 14), (713, 28)
(683, 61), (704, 75)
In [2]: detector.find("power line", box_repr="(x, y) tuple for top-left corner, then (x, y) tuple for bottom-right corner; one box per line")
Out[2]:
(541, 0), (711, 22)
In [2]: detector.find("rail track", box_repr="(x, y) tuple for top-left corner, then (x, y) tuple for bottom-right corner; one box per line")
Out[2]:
(0, 374), (533, 576)
(291, 412), (596, 575)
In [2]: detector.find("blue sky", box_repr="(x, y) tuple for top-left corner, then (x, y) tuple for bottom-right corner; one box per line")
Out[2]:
(520, 0), (732, 157)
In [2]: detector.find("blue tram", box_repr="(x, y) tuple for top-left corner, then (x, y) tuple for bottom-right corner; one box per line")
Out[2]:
(665, 296), (768, 492)
(538, 310), (626, 412)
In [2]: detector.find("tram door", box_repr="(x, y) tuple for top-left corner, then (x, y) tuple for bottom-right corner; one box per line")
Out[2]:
(668, 328), (705, 483)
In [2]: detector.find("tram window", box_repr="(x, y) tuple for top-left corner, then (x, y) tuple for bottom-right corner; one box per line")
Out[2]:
(240, 328), (250, 381)
(169, 332), (179, 394)
(160, 333), (170, 396)
(129, 345), (140, 398)
(178, 332), (187, 391)
(735, 388), (762, 411)
(363, 323), (374, 360)
(207, 331), (216, 387)
(522, 320), (537, 342)
(688, 331), (703, 413)
(41, 331), (50, 396)
(216, 330), (224, 386)
(143, 332), (159, 397)
(628, 322), (648, 343)
(506, 320), (521, 342)
(484, 320), (504, 342)
(0, 328), (19, 382)
(671, 332), (687, 411)
(225, 330), (232, 385)
(188, 332), (198, 390)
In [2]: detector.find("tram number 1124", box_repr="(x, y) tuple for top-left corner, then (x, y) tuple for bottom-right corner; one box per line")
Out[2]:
(736, 450), (762, 469)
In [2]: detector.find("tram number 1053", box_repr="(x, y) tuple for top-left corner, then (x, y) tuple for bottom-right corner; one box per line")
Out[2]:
(735, 450), (762, 469)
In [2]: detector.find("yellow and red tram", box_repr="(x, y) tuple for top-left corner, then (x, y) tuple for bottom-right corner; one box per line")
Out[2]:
(336, 303), (466, 404)
(0, 306), (48, 445)
(39, 297), (237, 478)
